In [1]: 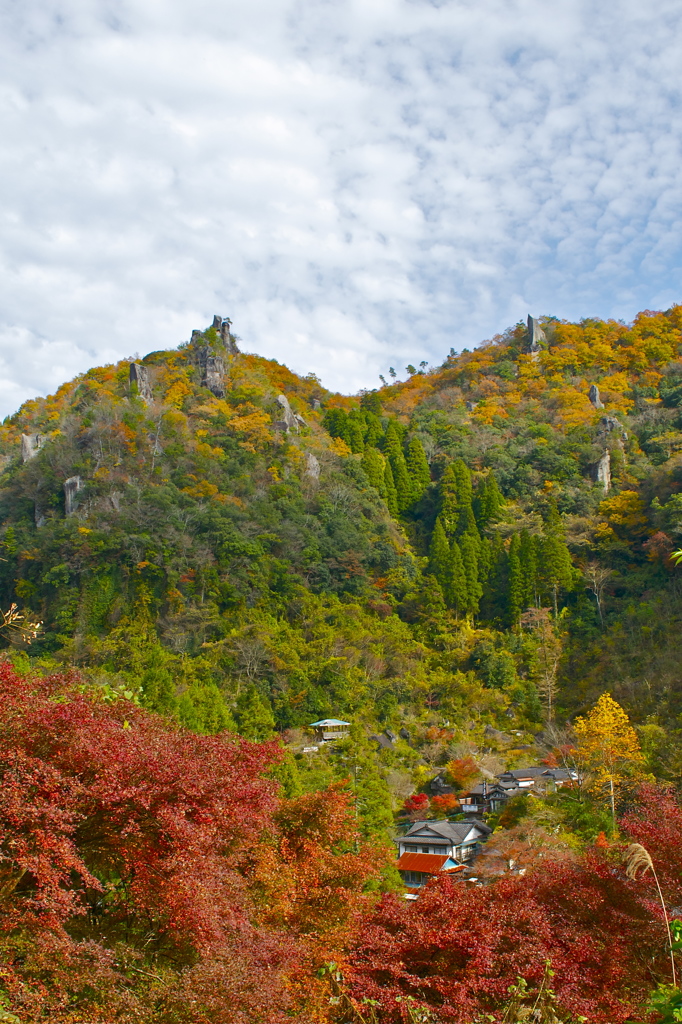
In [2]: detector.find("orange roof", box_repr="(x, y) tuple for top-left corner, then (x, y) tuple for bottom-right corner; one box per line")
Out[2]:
(396, 852), (464, 874)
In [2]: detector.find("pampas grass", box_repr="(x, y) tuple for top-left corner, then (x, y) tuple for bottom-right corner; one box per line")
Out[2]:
(624, 843), (677, 987)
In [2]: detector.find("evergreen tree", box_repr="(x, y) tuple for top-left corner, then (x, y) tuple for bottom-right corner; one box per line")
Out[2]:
(457, 503), (479, 540)
(445, 539), (468, 616)
(383, 421), (412, 510)
(453, 459), (473, 510)
(406, 437), (431, 501)
(347, 414), (366, 453)
(428, 517), (450, 583)
(519, 530), (538, 608)
(475, 473), (503, 527)
(478, 535), (493, 586)
(539, 534), (573, 616)
(460, 532), (483, 617)
(235, 685), (276, 741)
(439, 464), (459, 536)
(364, 413), (384, 449)
(177, 682), (235, 734)
(383, 460), (398, 516)
(507, 533), (523, 626)
(140, 657), (177, 716)
(361, 448), (386, 494)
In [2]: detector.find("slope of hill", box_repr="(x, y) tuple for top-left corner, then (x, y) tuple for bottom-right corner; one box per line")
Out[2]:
(2, 307), (682, 790)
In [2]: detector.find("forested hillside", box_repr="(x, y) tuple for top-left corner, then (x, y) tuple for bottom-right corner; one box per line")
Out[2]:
(4, 310), (682, 747)
(3, 309), (682, 1022)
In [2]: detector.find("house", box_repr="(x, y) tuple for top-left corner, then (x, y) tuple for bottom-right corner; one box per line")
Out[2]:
(396, 851), (465, 888)
(540, 767), (578, 788)
(396, 819), (491, 867)
(496, 767), (546, 788)
(309, 718), (350, 742)
(460, 781), (514, 814)
(496, 766), (578, 792)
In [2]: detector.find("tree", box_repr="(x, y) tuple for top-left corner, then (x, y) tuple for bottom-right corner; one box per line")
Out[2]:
(361, 447), (386, 494)
(428, 517), (450, 582)
(236, 684), (276, 741)
(460, 533), (482, 617)
(384, 422), (412, 512)
(383, 460), (398, 515)
(573, 693), (646, 832)
(445, 755), (479, 790)
(520, 607), (563, 723)
(344, 853), (663, 1023)
(507, 533), (523, 625)
(444, 540), (468, 616)
(405, 437), (431, 500)
(439, 464), (459, 537)
(583, 562), (613, 628)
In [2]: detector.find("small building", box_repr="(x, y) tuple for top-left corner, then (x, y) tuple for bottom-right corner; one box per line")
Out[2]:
(460, 781), (512, 814)
(497, 767), (546, 789)
(396, 819), (491, 866)
(309, 718), (350, 742)
(496, 767), (578, 792)
(396, 851), (465, 889)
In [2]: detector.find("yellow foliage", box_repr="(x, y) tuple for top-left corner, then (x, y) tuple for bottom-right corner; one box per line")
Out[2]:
(471, 399), (508, 425)
(329, 436), (351, 457)
(573, 693), (645, 791)
(598, 490), (648, 534)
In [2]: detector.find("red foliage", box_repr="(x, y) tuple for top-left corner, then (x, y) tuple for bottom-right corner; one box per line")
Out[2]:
(403, 793), (430, 814)
(430, 794), (460, 814)
(0, 662), (304, 1022)
(345, 853), (663, 1023)
(621, 783), (682, 908)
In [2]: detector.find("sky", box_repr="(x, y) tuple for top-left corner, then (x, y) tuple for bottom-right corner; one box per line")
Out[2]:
(1, 0), (682, 415)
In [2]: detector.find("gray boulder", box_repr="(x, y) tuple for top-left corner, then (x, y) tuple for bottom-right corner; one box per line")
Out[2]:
(588, 384), (604, 409)
(595, 450), (611, 493)
(21, 434), (45, 462)
(275, 394), (299, 432)
(305, 453), (320, 480)
(64, 476), (83, 515)
(129, 362), (153, 404)
(484, 725), (514, 744)
(527, 315), (547, 357)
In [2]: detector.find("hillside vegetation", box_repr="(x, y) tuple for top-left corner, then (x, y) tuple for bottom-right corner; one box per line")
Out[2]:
(2, 309), (682, 1021)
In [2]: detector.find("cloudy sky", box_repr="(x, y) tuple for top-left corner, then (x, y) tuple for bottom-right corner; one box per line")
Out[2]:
(1, 0), (681, 415)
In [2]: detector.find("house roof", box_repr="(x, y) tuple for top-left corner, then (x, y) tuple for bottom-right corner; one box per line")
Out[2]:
(397, 852), (463, 874)
(405, 819), (492, 842)
(465, 783), (508, 797)
(309, 719), (350, 727)
(542, 768), (575, 780)
(498, 767), (544, 780)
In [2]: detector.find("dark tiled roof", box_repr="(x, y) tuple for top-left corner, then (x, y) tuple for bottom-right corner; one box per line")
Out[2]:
(405, 819), (491, 841)
(498, 767), (545, 780)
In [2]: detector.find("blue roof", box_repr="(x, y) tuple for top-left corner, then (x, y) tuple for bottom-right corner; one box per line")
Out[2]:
(309, 718), (350, 727)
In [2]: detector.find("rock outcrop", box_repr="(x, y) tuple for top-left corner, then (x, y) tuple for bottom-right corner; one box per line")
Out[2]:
(588, 384), (604, 409)
(129, 362), (153, 404)
(274, 394), (306, 433)
(527, 315), (547, 357)
(21, 434), (45, 462)
(64, 476), (83, 515)
(595, 450), (611, 493)
(599, 414), (628, 441)
(212, 314), (239, 356)
(305, 453), (320, 480)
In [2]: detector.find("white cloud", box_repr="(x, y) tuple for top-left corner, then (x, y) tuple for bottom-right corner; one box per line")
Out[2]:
(0, 0), (681, 414)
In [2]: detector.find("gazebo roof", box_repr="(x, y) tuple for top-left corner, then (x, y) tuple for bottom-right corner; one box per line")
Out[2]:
(309, 718), (350, 727)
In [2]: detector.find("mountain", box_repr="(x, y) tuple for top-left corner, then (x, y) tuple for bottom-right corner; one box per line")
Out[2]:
(2, 307), (682, 778)
(3, 307), (682, 1023)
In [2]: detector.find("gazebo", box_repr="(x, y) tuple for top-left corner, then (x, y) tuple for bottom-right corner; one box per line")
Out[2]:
(309, 718), (350, 742)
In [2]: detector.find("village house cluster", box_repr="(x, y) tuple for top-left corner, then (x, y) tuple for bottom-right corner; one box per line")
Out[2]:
(304, 719), (578, 894)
